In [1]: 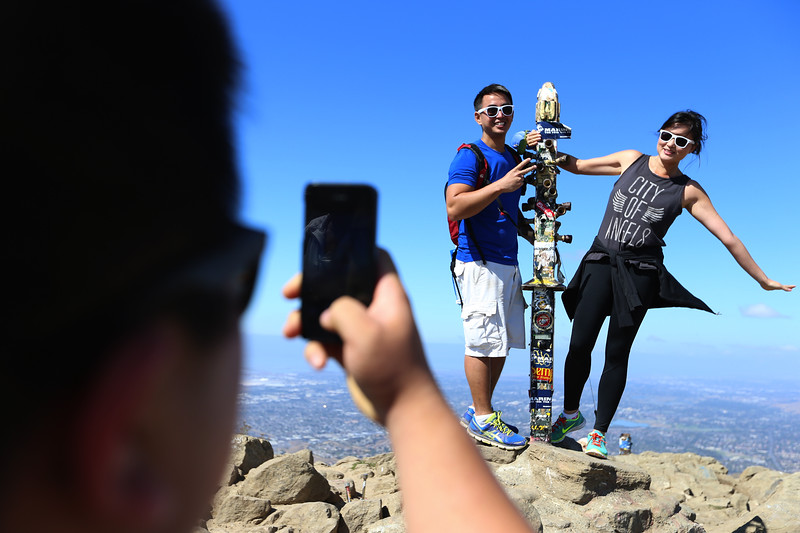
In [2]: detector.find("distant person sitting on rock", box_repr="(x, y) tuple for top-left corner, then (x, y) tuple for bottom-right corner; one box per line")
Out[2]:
(619, 433), (632, 455)
(549, 110), (794, 460)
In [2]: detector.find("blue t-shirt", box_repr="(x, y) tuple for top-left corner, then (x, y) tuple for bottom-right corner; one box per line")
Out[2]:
(447, 139), (520, 265)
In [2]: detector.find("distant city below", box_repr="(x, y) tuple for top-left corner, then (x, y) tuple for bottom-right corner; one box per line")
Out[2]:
(238, 370), (800, 474)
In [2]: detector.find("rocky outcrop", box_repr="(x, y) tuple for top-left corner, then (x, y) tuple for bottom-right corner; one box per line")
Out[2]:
(202, 435), (799, 532)
(238, 450), (330, 505)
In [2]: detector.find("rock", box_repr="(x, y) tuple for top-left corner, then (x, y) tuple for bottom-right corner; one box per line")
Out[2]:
(476, 441), (524, 464)
(649, 493), (681, 522)
(239, 450), (330, 505)
(315, 464), (344, 484)
(525, 441), (651, 504)
(333, 453), (395, 476)
(380, 492), (403, 518)
(504, 485), (543, 532)
(340, 499), (383, 532)
(220, 463), (242, 487)
(734, 466), (784, 505)
(212, 493), (271, 524)
(712, 513), (768, 533)
(364, 516), (405, 533)
(583, 491), (654, 532)
(356, 475), (398, 499)
(705, 497), (731, 510)
(260, 502), (339, 533)
(230, 434), (274, 477)
(737, 471), (800, 533)
(205, 523), (277, 533)
(730, 492), (749, 513)
(678, 503), (696, 521)
(210, 436), (800, 533)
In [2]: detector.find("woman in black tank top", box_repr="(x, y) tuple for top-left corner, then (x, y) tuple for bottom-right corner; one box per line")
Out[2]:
(548, 110), (795, 459)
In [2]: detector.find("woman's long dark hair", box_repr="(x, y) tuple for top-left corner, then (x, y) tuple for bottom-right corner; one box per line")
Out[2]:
(659, 110), (707, 155)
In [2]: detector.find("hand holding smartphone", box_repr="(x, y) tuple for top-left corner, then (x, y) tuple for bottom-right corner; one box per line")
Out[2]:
(301, 184), (378, 343)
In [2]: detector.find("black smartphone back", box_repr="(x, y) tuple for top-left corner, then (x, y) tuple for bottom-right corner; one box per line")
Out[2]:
(301, 184), (378, 343)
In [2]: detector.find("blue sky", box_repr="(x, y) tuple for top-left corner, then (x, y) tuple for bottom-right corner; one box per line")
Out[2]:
(219, 0), (799, 384)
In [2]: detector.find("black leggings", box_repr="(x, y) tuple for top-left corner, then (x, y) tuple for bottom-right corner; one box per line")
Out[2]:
(562, 260), (658, 433)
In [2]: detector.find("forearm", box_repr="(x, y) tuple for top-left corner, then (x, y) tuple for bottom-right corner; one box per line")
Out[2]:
(447, 182), (503, 220)
(725, 235), (769, 286)
(555, 149), (640, 175)
(384, 376), (534, 532)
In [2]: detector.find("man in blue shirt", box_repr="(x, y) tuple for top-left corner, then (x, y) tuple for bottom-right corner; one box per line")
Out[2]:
(446, 84), (539, 449)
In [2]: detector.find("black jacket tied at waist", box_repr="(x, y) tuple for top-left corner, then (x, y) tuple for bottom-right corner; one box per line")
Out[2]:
(562, 237), (715, 328)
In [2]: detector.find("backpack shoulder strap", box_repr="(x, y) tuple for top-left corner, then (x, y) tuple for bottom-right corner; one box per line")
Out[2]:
(457, 143), (489, 188)
(448, 143), (488, 265)
(505, 143), (522, 164)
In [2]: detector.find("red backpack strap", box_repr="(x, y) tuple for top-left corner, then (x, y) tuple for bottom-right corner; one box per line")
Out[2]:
(457, 143), (489, 188)
(449, 143), (489, 264)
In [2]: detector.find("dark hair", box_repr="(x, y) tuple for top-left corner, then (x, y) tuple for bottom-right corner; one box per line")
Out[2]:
(474, 84), (513, 111)
(659, 110), (708, 155)
(2, 0), (242, 458)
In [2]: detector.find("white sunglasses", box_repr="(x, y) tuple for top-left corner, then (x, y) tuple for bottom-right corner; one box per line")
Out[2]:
(659, 130), (695, 149)
(477, 104), (514, 118)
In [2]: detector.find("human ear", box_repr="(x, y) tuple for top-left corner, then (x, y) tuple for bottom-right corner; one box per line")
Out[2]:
(71, 323), (180, 530)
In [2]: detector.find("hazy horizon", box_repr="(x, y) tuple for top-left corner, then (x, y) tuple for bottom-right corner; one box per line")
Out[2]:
(245, 333), (800, 388)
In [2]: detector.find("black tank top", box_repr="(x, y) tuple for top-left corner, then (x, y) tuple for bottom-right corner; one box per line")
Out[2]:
(596, 154), (689, 251)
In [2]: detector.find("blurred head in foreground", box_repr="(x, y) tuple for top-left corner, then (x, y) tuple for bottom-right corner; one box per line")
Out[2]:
(2, 1), (264, 531)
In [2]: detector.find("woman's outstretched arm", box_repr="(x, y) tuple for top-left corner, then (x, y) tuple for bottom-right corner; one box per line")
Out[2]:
(685, 181), (795, 291)
(556, 149), (642, 175)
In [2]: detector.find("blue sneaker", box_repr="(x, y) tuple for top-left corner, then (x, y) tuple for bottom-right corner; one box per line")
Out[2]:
(461, 406), (518, 433)
(468, 411), (527, 450)
(460, 406), (474, 428)
(550, 411), (586, 444)
(585, 429), (608, 459)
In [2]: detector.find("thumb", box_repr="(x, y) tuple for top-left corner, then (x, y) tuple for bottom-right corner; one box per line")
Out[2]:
(319, 296), (379, 348)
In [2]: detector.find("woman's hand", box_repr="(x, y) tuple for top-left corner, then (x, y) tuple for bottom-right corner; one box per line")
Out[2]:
(759, 278), (795, 292)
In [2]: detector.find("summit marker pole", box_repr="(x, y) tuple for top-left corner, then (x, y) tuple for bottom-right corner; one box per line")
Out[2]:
(518, 82), (572, 442)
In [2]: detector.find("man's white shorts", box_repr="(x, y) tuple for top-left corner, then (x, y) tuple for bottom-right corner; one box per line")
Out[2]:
(454, 259), (525, 358)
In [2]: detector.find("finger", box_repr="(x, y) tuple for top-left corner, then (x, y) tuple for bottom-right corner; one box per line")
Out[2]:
(304, 341), (330, 370)
(516, 157), (532, 169)
(282, 273), (302, 299)
(283, 309), (301, 338)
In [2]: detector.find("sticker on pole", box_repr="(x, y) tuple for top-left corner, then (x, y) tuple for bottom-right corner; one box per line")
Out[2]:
(537, 121), (572, 139)
(534, 310), (553, 331)
(533, 395), (552, 409)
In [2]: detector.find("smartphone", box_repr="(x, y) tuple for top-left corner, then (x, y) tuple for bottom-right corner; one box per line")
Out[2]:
(301, 184), (378, 343)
